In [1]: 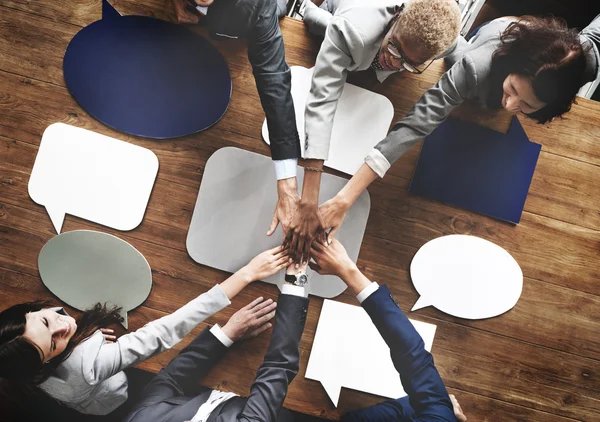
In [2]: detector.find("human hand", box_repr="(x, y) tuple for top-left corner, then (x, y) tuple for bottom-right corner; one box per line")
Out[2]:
(268, 178), (300, 237)
(450, 394), (467, 422)
(100, 328), (116, 344)
(309, 237), (356, 279)
(319, 196), (349, 243)
(221, 297), (277, 342)
(283, 201), (326, 265)
(243, 246), (291, 282)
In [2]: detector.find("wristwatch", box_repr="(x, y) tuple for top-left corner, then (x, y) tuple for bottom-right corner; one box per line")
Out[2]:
(284, 272), (308, 287)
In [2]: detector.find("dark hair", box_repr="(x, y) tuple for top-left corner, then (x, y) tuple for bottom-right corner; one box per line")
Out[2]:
(0, 301), (122, 384)
(487, 16), (590, 123)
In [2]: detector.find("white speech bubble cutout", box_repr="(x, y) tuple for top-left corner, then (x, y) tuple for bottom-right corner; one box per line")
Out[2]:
(305, 300), (437, 406)
(410, 235), (523, 319)
(28, 123), (159, 233)
(262, 66), (394, 175)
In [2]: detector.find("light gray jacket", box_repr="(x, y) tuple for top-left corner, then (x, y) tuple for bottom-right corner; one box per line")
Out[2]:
(303, 0), (459, 161)
(368, 15), (600, 177)
(38, 285), (230, 415)
(303, 0), (406, 160)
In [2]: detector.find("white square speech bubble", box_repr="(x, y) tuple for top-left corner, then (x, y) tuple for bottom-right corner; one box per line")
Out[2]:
(306, 299), (437, 406)
(29, 123), (159, 233)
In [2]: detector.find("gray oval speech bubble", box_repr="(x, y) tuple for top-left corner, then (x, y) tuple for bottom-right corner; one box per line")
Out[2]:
(38, 230), (152, 328)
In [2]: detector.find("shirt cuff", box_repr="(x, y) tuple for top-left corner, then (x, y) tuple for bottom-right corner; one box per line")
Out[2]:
(274, 158), (298, 180)
(210, 324), (234, 348)
(357, 282), (379, 304)
(364, 148), (391, 178)
(282, 283), (308, 297)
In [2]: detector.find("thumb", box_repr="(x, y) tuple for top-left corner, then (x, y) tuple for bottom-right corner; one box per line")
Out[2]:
(328, 226), (340, 243)
(267, 213), (279, 236)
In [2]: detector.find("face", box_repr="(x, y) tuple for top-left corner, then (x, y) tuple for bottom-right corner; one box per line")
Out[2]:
(501, 73), (547, 115)
(195, 0), (214, 5)
(22, 309), (77, 362)
(379, 24), (433, 72)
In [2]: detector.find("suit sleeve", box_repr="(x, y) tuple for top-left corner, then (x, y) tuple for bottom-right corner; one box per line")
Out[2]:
(366, 55), (478, 177)
(130, 327), (229, 408)
(247, 0), (301, 160)
(304, 17), (364, 160)
(238, 294), (309, 422)
(343, 285), (456, 422)
(81, 285), (230, 386)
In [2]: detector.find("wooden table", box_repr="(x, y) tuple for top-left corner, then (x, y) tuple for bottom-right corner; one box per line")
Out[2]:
(0, 1), (599, 420)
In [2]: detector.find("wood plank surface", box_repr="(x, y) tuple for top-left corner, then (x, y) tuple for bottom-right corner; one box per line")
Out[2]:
(0, 1), (599, 421)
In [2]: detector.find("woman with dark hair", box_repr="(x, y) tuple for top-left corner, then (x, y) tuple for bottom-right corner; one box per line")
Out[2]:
(316, 15), (599, 236)
(0, 246), (290, 416)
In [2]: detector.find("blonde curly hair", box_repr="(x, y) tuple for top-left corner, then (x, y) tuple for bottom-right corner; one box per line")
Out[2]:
(396, 0), (461, 58)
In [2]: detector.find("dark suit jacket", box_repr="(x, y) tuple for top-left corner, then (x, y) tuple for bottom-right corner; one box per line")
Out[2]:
(341, 285), (457, 422)
(205, 0), (301, 161)
(122, 293), (309, 422)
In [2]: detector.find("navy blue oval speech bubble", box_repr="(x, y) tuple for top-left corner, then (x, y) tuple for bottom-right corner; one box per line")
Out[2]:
(63, 0), (231, 139)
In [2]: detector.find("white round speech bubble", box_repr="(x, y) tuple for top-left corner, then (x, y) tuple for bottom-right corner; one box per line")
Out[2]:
(28, 123), (159, 234)
(410, 235), (523, 319)
(38, 230), (152, 328)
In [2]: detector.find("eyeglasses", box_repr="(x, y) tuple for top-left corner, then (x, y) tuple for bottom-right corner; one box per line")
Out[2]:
(385, 39), (434, 74)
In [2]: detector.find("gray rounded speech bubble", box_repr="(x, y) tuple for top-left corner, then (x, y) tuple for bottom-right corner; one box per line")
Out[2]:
(38, 230), (152, 328)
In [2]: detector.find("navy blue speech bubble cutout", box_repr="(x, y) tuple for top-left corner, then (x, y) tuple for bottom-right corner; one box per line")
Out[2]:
(63, 0), (232, 139)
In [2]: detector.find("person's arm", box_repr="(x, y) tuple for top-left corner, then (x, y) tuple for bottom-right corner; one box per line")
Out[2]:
(82, 247), (290, 385)
(319, 56), (478, 236)
(238, 265), (310, 422)
(127, 297), (277, 409)
(283, 17), (363, 261)
(580, 13), (600, 84)
(310, 239), (457, 421)
(303, 0), (334, 37)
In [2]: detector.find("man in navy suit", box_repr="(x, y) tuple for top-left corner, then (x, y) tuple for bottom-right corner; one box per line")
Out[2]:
(310, 238), (468, 422)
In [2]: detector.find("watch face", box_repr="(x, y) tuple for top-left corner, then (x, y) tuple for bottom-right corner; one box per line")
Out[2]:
(298, 274), (308, 286)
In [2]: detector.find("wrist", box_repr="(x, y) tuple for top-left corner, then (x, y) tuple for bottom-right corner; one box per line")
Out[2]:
(277, 178), (299, 198)
(341, 265), (369, 294)
(333, 192), (351, 210)
(220, 324), (240, 343)
(237, 266), (256, 284)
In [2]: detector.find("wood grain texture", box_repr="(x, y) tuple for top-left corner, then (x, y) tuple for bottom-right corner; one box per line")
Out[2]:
(0, 2), (599, 421)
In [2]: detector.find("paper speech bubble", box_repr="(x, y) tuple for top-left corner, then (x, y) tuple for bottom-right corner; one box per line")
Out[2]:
(261, 66), (394, 175)
(305, 300), (437, 406)
(28, 123), (159, 234)
(63, 0), (231, 138)
(410, 235), (523, 319)
(38, 230), (153, 329)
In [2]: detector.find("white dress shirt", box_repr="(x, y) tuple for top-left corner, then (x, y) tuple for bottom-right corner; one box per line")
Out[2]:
(274, 158), (298, 180)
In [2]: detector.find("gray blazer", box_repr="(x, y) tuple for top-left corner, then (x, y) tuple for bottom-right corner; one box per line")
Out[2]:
(38, 285), (230, 415)
(367, 16), (600, 177)
(302, 0), (458, 161)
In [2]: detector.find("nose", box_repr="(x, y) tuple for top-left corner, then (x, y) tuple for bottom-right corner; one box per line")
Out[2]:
(50, 317), (69, 337)
(505, 96), (520, 112)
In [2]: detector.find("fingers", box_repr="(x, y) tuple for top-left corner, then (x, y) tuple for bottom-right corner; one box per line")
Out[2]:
(267, 213), (279, 236)
(258, 310), (276, 325)
(309, 261), (323, 274)
(251, 298), (276, 315)
(101, 328), (116, 342)
(329, 225), (340, 239)
(243, 297), (264, 311)
(311, 239), (326, 253)
(248, 322), (272, 338)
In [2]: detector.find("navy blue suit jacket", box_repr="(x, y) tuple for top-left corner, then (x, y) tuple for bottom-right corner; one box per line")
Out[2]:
(342, 285), (457, 422)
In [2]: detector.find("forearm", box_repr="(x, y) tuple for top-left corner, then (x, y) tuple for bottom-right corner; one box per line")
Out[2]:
(300, 159), (324, 205)
(249, 7), (300, 160)
(335, 163), (378, 208)
(340, 265), (372, 297)
(219, 268), (254, 300)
